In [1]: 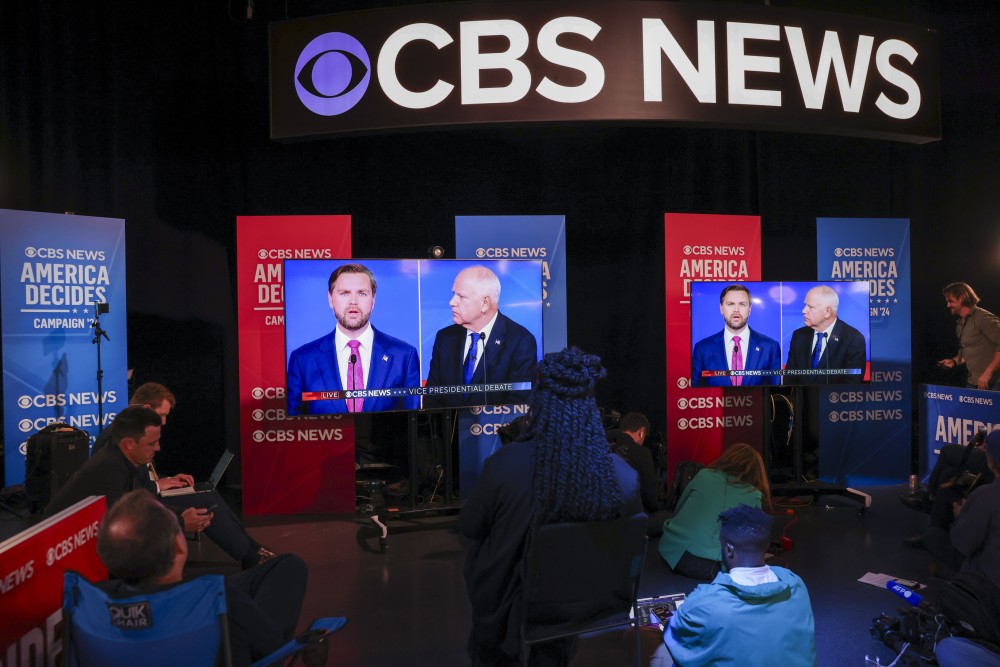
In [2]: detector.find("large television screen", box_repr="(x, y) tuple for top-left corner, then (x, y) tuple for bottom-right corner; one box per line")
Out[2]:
(284, 258), (543, 414)
(689, 280), (871, 386)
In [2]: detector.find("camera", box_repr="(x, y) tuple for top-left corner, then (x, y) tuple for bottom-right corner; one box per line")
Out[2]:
(870, 606), (954, 664)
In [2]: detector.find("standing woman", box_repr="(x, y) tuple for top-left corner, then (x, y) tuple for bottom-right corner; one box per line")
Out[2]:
(658, 443), (771, 579)
(459, 347), (643, 666)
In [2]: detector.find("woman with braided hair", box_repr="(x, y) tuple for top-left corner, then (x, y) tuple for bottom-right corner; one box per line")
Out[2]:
(459, 347), (642, 666)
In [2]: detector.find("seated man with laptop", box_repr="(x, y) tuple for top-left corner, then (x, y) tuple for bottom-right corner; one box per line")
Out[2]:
(51, 383), (276, 569)
(638, 505), (816, 666)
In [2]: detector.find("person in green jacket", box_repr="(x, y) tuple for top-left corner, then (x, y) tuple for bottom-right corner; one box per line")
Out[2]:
(658, 443), (770, 579)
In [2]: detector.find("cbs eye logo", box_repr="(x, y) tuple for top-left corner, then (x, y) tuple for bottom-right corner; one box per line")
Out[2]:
(295, 32), (371, 116)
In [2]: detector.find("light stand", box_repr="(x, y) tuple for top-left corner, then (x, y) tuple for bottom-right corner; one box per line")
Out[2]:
(91, 303), (110, 431)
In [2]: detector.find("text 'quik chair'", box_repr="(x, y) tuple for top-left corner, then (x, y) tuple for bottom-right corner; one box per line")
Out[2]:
(519, 512), (648, 667)
(63, 571), (346, 667)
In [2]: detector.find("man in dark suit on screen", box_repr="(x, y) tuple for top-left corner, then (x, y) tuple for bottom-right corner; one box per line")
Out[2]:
(424, 265), (538, 408)
(691, 284), (782, 387)
(287, 263), (420, 414)
(785, 284), (867, 384)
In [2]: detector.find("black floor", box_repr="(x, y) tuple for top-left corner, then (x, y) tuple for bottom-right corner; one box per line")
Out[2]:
(1, 484), (941, 666)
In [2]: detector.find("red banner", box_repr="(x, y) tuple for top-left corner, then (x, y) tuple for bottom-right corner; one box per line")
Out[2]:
(237, 216), (355, 514)
(1, 496), (106, 663)
(664, 214), (763, 476)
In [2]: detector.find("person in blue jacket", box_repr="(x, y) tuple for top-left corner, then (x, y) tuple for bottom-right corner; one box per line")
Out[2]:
(644, 504), (816, 666)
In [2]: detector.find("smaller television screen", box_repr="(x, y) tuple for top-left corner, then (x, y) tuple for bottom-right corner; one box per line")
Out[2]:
(283, 258), (544, 414)
(689, 280), (871, 386)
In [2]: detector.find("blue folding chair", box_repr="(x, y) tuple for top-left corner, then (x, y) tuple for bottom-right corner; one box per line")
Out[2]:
(63, 571), (347, 667)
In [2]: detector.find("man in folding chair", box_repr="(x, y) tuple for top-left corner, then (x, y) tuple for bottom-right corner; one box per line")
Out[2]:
(95, 489), (308, 664)
(641, 504), (816, 666)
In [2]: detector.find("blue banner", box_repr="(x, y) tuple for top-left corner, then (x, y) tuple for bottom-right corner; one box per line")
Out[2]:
(919, 383), (1000, 476)
(455, 215), (567, 497)
(816, 218), (911, 485)
(1, 210), (129, 486)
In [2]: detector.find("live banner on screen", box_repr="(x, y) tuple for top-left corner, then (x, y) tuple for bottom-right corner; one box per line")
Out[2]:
(816, 218), (911, 484)
(236, 216), (355, 514)
(664, 214), (762, 476)
(0, 210), (129, 486)
(454, 215), (567, 497)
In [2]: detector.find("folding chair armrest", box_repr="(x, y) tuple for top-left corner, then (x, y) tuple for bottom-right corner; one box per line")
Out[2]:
(250, 617), (348, 667)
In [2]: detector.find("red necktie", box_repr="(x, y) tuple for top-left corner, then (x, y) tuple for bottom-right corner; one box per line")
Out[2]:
(731, 335), (743, 387)
(347, 339), (364, 412)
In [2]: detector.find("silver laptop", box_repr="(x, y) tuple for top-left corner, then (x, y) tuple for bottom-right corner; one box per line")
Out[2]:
(161, 450), (235, 497)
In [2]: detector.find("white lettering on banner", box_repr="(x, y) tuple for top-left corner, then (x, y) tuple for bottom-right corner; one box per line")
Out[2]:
(3, 608), (62, 667)
(959, 395), (993, 406)
(828, 390), (903, 404)
(873, 371), (903, 383)
(830, 258), (898, 297)
(475, 247), (548, 259)
(20, 262), (111, 308)
(829, 409), (903, 423)
(46, 521), (100, 566)
(469, 405), (529, 416)
(470, 422), (513, 436)
(32, 318), (88, 329)
(682, 246), (746, 256)
(251, 428), (344, 443)
(677, 395), (753, 410)
(642, 19), (920, 119)
(677, 416), (754, 430)
(378, 18), (606, 109)
(678, 259), (749, 278)
(0, 560), (34, 596)
(934, 417), (1000, 445)
(15, 390), (117, 410)
(251, 387), (286, 400)
(26, 247), (105, 261)
(20, 413), (114, 433)
(257, 249), (332, 260)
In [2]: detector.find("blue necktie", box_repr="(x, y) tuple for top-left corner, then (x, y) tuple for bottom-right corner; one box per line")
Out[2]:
(811, 332), (826, 369)
(464, 332), (479, 384)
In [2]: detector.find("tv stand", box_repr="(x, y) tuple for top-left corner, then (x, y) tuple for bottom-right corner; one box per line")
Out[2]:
(765, 387), (870, 514)
(363, 410), (461, 553)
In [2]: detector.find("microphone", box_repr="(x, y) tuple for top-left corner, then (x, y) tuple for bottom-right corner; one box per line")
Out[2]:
(886, 580), (930, 609)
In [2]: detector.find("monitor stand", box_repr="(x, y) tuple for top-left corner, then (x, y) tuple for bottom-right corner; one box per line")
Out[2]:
(764, 386), (870, 513)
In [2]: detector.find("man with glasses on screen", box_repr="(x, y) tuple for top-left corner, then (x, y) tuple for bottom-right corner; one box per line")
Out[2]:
(784, 284), (867, 385)
(691, 284), (781, 387)
(425, 265), (538, 408)
(287, 263), (420, 414)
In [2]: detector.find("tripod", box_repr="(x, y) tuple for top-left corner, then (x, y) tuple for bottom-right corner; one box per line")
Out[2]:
(91, 303), (110, 430)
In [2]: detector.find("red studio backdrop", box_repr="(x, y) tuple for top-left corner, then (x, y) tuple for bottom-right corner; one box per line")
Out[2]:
(664, 214), (763, 476)
(237, 216), (355, 515)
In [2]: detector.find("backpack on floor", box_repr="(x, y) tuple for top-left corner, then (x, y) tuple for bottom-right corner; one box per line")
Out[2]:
(24, 423), (90, 513)
(664, 460), (704, 510)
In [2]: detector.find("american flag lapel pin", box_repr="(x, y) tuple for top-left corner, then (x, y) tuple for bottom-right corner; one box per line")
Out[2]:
(382, 354), (389, 362)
